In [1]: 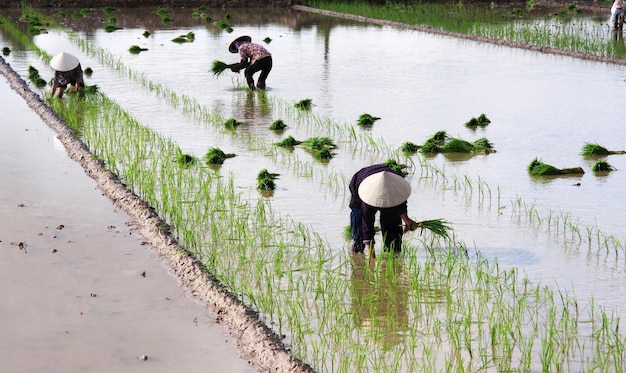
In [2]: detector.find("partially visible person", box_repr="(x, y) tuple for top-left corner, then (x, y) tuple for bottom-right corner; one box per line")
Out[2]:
(228, 35), (272, 90)
(348, 164), (417, 257)
(611, 0), (625, 30)
(50, 52), (84, 98)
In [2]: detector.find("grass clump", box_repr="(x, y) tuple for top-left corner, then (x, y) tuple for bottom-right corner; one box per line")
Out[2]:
(301, 137), (336, 160)
(592, 160), (616, 172)
(357, 113), (380, 126)
(269, 119), (287, 130)
(581, 142), (626, 156)
(528, 158), (584, 176)
(257, 169), (279, 191)
(294, 98), (312, 110)
(204, 147), (236, 165)
(128, 45), (148, 54)
(275, 136), (302, 148)
(465, 113), (491, 128)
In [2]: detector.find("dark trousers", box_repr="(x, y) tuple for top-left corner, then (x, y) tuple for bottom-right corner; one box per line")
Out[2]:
(245, 56), (272, 89)
(350, 208), (403, 253)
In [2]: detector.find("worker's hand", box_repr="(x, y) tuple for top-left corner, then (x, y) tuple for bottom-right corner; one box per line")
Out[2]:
(405, 220), (420, 232)
(230, 66), (240, 73)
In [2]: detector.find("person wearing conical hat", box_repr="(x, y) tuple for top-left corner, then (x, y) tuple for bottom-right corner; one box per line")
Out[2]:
(348, 164), (417, 257)
(50, 52), (84, 98)
(228, 35), (272, 90)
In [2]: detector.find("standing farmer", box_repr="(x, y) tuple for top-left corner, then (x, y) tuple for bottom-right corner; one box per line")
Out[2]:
(228, 35), (272, 90)
(349, 164), (418, 257)
(50, 52), (84, 98)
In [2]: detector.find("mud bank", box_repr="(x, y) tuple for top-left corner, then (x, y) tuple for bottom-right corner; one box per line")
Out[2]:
(0, 56), (313, 373)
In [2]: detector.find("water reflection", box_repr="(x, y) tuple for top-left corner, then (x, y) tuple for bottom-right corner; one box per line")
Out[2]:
(349, 253), (408, 350)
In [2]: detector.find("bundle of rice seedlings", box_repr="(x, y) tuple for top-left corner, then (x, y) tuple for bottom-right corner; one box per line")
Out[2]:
(401, 141), (420, 153)
(472, 137), (496, 153)
(128, 45), (148, 54)
(211, 60), (231, 77)
(465, 113), (491, 128)
(581, 142), (626, 156)
(27, 66), (47, 88)
(223, 118), (242, 130)
(204, 147), (236, 165)
(592, 160), (616, 172)
(528, 158), (584, 176)
(420, 139), (442, 154)
(269, 119), (287, 130)
(105, 24), (121, 32)
(155, 8), (169, 16)
(357, 113), (381, 126)
(175, 152), (197, 168)
(441, 138), (473, 153)
(383, 159), (409, 177)
(427, 130), (447, 144)
(172, 32), (195, 43)
(263, 37), (272, 44)
(83, 85), (100, 95)
(84, 67), (93, 76)
(294, 98), (312, 110)
(257, 169), (279, 191)
(103, 6), (117, 14)
(302, 137), (336, 159)
(407, 219), (452, 238)
(275, 136), (302, 148)
(2, 47), (10, 56)
(142, 30), (151, 38)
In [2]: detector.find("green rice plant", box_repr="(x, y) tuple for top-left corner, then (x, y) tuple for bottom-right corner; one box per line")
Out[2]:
(420, 139), (442, 154)
(465, 113), (491, 128)
(357, 113), (380, 126)
(27, 65), (47, 88)
(223, 118), (242, 130)
(275, 136), (302, 148)
(128, 45), (148, 54)
(401, 141), (420, 153)
(204, 147), (236, 165)
(301, 136), (336, 160)
(581, 142), (626, 156)
(210, 60), (232, 77)
(294, 98), (313, 110)
(257, 168), (279, 190)
(83, 85), (100, 95)
(428, 130), (448, 144)
(382, 159), (409, 177)
(269, 119), (287, 130)
(175, 151), (197, 168)
(592, 160), (616, 172)
(472, 137), (496, 153)
(441, 137), (474, 153)
(528, 157), (585, 176)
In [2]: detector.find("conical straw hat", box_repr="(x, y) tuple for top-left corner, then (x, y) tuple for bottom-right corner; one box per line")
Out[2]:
(50, 52), (79, 72)
(229, 35), (251, 53)
(357, 171), (411, 208)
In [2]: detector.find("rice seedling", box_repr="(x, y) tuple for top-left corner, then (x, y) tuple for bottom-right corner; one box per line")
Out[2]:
(142, 30), (151, 38)
(103, 6), (117, 14)
(441, 137), (474, 153)
(257, 168), (279, 190)
(269, 119), (287, 130)
(301, 136), (336, 160)
(471, 137), (496, 154)
(175, 151), (197, 168)
(263, 37), (272, 44)
(275, 136), (302, 148)
(154, 8), (169, 17)
(382, 159), (409, 177)
(172, 32), (194, 43)
(27, 65), (47, 88)
(204, 147), (236, 165)
(420, 139), (442, 154)
(465, 113), (491, 128)
(83, 67), (93, 76)
(104, 24), (121, 33)
(401, 141), (420, 154)
(83, 85), (100, 95)
(223, 118), (242, 130)
(128, 45), (148, 54)
(294, 98), (313, 110)
(2, 46), (10, 56)
(581, 142), (626, 156)
(357, 113), (380, 126)
(592, 160), (616, 172)
(210, 60), (233, 77)
(528, 158), (585, 176)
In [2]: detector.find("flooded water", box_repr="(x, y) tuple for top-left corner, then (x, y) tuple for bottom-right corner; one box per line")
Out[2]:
(3, 5), (626, 369)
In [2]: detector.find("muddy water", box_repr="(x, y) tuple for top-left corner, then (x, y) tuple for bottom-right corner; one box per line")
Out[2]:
(3, 5), (626, 331)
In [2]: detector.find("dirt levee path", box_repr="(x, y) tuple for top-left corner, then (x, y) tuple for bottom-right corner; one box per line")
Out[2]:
(0, 57), (312, 372)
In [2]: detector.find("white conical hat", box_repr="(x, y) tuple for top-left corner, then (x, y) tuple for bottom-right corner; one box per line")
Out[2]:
(50, 52), (79, 72)
(358, 171), (411, 208)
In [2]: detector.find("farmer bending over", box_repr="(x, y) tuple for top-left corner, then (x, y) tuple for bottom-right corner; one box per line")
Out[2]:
(611, 0), (625, 30)
(228, 35), (272, 90)
(50, 52), (84, 98)
(349, 164), (418, 257)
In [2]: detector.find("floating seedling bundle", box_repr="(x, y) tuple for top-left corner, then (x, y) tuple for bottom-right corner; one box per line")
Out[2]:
(528, 158), (584, 176)
(357, 113), (380, 126)
(204, 147), (236, 165)
(581, 142), (626, 156)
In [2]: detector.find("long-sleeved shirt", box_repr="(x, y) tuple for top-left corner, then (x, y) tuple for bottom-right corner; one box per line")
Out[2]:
(238, 42), (271, 65)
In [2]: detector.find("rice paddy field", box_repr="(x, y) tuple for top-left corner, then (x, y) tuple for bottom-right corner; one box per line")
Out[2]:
(2, 2), (626, 371)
